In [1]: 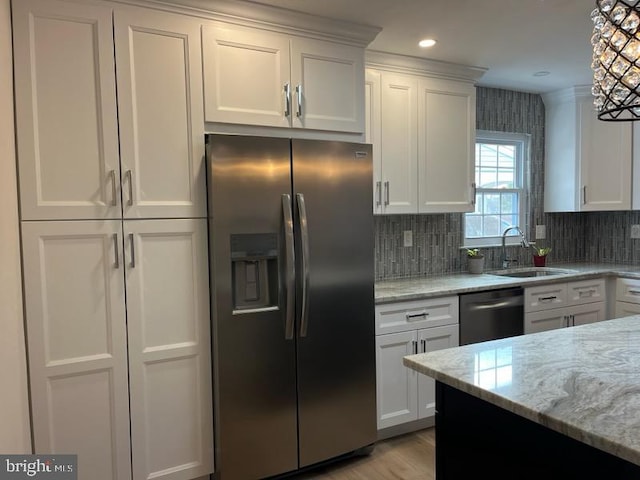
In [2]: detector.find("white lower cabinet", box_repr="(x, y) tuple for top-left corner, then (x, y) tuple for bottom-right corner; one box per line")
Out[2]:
(525, 278), (606, 334)
(22, 220), (132, 480)
(615, 301), (640, 317)
(614, 278), (640, 318)
(21, 219), (213, 480)
(375, 297), (459, 430)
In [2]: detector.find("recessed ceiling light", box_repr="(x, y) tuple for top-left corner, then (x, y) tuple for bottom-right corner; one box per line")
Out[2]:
(418, 39), (437, 48)
(533, 71), (550, 77)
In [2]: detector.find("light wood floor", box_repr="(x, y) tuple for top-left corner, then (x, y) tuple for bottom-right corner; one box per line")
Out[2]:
(290, 428), (435, 480)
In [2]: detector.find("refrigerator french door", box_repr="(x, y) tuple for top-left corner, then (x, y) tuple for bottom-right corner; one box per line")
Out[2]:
(207, 135), (376, 479)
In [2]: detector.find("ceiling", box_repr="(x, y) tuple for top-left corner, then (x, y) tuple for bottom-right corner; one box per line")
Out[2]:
(242, 0), (597, 94)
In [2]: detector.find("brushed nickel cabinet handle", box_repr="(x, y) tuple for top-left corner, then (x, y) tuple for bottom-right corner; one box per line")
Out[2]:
(578, 289), (595, 297)
(126, 170), (133, 206)
(384, 181), (390, 206)
(296, 84), (303, 117)
(284, 83), (291, 118)
(539, 295), (557, 302)
(406, 311), (429, 320)
(129, 233), (135, 268)
(109, 170), (117, 206)
(113, 233), (119, 268)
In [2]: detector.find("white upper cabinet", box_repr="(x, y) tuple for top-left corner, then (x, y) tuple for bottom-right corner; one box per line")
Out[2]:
(202, 22), (365, 133)
(418, 77), (475, 213)
(365, 52), (482, 215)
(633, 124), (640, 210)
(379, 71), (419, 213)
(114, 8), (206, 219)
(365, 69), (383, 213)
(289, 37), (364, 132)
(543, 86), (632, 212)
(13, 0), (121, 220)
(13, 0), (206, 221)
(201, 24), (291, 128)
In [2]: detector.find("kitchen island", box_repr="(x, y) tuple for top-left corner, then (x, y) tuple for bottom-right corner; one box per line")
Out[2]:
(404, 316), (640, 479)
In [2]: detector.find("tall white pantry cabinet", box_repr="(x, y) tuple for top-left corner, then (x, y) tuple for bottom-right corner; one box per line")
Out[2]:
(13, 1), (213, 480)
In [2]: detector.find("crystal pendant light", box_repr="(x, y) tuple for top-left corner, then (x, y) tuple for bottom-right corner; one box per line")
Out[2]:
(591, 0), (640, 120)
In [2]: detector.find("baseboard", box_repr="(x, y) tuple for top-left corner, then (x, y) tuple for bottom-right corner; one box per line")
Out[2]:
(377, 416), (435, 441)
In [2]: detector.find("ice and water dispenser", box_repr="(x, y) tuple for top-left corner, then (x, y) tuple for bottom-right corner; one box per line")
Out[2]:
(230, 233), (279, 314)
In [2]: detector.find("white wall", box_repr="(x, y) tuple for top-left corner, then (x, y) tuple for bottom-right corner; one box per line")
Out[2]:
(0, 0), (32, 453)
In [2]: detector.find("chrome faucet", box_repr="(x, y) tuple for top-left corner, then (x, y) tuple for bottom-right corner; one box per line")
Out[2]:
(501, 226), (529, 269)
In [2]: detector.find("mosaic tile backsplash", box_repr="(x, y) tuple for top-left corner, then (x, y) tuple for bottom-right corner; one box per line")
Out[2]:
(374, 87), (640, 281)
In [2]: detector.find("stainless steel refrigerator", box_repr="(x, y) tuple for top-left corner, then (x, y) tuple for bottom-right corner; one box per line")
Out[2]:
(206, 135), (376, 479)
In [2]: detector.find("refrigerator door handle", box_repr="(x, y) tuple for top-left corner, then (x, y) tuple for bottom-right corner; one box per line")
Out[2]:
(282, 194), (296, 340)
(296, 193), (310, 337)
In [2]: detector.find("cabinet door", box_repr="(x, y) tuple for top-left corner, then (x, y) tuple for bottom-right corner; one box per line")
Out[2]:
(13, 0), (121, 220)
(525, 309), (567, 334)
(124, 219), (214, 480)
(569, 302), (606, 327)
(578, 95), (632, 211)
(375, 331), (418, 429)
(202, 23), (291, 127)
(418, 78), (475, 213)
(614, 301), (640, 318)
(115, 8), (206, 219)
(417, 325), (459, 419)
(290, 37), (364, 133)
(365, 69), (383, 214)
(21, 220), (131, 480)
(380, 72), (418, 213)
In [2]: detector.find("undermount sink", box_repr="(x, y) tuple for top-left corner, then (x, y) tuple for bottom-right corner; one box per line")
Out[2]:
(490, 267), (578, 278)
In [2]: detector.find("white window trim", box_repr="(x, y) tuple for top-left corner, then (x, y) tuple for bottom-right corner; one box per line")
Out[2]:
(464, 131), (531, 249)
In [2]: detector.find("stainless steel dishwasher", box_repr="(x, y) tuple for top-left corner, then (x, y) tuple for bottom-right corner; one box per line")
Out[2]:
(459, 287), (524, 345)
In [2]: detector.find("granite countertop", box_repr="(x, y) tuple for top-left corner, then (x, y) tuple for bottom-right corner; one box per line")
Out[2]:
(403, 316), (640, 466)
(375, 263), (640, 304)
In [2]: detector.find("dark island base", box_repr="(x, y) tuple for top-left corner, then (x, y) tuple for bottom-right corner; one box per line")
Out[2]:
(435, 382), (640, 479)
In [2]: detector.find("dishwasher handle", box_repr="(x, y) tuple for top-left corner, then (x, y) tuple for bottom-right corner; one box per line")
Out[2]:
(467, 296), (523, 311)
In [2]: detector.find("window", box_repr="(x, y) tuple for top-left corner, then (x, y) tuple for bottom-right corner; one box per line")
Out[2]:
(464, 131), (529, 247)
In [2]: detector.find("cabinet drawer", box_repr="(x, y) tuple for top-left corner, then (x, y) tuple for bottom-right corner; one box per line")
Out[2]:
(616, 278), (640, 304)
(525, 308), (566, 334)
(375, 296), (459, 335)
(567, 278), (605, 306)
(524, 283), (568, 313)
(615, 301), (640, 318)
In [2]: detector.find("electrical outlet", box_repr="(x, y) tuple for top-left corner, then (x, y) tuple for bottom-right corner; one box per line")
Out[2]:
(631, 224), (640, 239)
(403, 230), (413, 247)
(535, 225), (546, 240)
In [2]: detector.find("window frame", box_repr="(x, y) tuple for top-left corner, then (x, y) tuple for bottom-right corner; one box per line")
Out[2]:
(464, 131), (530, 248)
